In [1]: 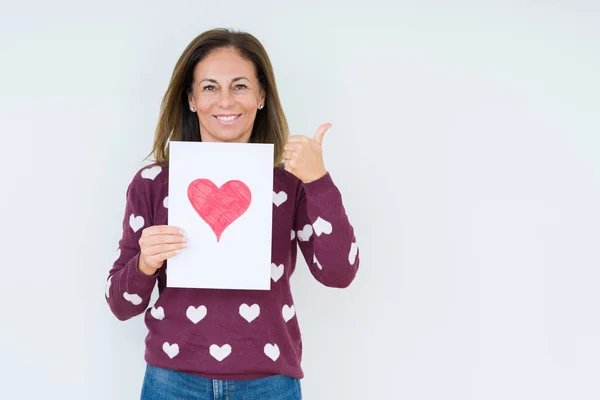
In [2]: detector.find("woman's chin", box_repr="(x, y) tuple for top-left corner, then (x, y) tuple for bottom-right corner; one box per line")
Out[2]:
(204, 132), (250, 143)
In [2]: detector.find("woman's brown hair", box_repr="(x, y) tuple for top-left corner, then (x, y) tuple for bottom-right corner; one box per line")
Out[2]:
(148, 28), (288, 167)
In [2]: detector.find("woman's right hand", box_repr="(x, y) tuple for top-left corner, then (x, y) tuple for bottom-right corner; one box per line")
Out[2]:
(137, 225), (187, 276)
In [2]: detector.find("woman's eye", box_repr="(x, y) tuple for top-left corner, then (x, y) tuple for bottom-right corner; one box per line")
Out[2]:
(202, 85), (216, 91)
(234, 84), (248, 90)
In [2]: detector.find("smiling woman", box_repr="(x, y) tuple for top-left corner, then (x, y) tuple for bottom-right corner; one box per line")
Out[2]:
(105, 27), (360, 400)
(150, 28), (288, 167)
(189, 47), (266, 143)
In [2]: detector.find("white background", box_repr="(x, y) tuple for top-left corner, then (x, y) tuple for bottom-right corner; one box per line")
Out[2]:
(168, 141), (274, 290)
(1, 1), (599, 399)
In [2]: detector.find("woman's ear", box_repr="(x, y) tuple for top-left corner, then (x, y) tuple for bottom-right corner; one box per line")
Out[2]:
(188, 91), (196, 112)
(259, 89), (266, 109)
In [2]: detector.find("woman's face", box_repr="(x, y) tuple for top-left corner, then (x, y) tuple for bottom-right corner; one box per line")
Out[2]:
(188, 47), (265, 143)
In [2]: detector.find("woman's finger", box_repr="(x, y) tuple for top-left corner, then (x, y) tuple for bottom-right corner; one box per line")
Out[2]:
(146, 225), (185, 237)
(284, 159), (296, 170)
(157, 248), (181, 261)
(144, 242), (187, 257)
(154, 234), (187, 245)
(140, 234), (185, 250)
(282, 150), (296, 160)
(284, 142), (302, 152)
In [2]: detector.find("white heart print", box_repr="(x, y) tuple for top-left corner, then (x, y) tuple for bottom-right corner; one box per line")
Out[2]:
(272, 191), (288, 207)
(271, 263), (284, 282)
(141, 165), (162, 180)
(151, 306), (165, 320)
(123, 292), (142, 305)
(349, 242), (358, 264)
(290, 230), (295, 241)
(210, 344), (232, 362)
(239, 304), (260, 322)
(105, 276), (112, 298)
(186, 305), (207, 324)
(163, 196), (169, 208)
(297, 225), (313, 241)
(264, 343), (280, 361)
(162, 342), (179, 359)
(313, 254), (323, 270)
(129, 214), (144, 232)
(313, 217), (333, 236)
(282, 305), (295, 322)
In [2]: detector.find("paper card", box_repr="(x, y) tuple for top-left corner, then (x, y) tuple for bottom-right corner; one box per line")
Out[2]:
(166, 141), (274, 290)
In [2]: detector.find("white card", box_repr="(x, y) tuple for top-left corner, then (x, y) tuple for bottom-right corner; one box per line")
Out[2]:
(167, 141), (274, 290)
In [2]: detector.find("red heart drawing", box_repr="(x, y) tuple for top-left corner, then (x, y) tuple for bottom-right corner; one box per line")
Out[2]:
(187, 179), (252, 242)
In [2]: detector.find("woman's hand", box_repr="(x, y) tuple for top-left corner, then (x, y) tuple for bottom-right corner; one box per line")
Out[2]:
(137, 225), (187, 276)
(283, 123), (332, 183)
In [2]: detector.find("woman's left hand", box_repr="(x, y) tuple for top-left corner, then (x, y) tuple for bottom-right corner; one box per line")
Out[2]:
(283, 123), (332, 183)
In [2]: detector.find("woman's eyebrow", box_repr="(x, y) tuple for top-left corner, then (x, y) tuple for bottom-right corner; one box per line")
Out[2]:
(200, 77), (250, 84)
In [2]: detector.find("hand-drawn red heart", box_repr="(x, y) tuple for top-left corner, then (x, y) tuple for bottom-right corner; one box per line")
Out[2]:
(187, 179), (252, 242)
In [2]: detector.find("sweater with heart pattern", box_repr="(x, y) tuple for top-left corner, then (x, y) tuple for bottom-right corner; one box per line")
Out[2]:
(105, 163), (360, 380)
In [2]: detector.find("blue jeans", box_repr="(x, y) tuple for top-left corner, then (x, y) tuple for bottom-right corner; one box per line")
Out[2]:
(140, 364), (302, 400)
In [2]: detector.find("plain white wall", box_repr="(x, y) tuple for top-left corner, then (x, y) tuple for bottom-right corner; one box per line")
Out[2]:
(1, 1), (599, 399)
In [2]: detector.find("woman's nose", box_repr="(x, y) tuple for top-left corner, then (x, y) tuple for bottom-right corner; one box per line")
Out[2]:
(217, 89), (234, 108)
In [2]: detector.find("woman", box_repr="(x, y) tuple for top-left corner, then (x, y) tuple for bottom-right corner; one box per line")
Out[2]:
(105, 28), (360, 399)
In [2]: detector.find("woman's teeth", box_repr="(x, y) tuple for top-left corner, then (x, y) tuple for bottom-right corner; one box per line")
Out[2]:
(217, 115), (238, 121)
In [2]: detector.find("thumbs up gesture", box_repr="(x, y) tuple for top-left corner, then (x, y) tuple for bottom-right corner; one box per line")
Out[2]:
(283, 123), (331, 183)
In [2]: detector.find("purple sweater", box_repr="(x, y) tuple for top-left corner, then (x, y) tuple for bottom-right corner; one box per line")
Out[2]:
(105, 163), (360, 380)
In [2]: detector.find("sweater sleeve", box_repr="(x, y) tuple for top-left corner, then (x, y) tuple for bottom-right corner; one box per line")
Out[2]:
(294, 172), (360, 288)
(105, 173), (158, 321)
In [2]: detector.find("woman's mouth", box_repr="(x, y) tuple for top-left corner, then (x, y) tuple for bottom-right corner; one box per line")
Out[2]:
(215, 114), (241, 124)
